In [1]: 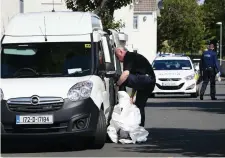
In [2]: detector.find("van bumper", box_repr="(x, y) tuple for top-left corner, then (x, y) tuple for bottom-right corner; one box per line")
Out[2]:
(1, 98), (99, 138)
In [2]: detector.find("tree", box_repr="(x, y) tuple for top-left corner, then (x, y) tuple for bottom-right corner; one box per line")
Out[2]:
(65, 0), (131, 30)
(202, 0), (225, 56)
(157, 0), (206, 53)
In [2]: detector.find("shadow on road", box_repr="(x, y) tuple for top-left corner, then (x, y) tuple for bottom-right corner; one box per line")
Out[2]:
(1, 138), (88, 154)
(205, 94), (225, 96)
(1, 136), (113, 154)
(115, 128), (225, 157)
(147, 100), (225, 114)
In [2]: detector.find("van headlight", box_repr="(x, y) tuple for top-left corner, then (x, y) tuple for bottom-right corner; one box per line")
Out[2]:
(0, 88), (4, 101)
(67, 81), (93, 101)
(185, 74), (195, 80)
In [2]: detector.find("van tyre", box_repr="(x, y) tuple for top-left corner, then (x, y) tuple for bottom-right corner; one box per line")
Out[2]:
(89, 110), (107, 149)
(107, 79), (116, 125)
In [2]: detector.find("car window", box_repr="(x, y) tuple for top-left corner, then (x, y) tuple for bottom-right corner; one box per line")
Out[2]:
(152, 59), (192, 70)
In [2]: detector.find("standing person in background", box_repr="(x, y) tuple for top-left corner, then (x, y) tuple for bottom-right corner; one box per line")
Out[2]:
(199, 43), (221, 100)
(115, 47), (156, 127)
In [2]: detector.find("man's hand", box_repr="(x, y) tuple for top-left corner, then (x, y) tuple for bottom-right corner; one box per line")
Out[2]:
(130, 97), (134, 104)
(113, 73), (121, 82)
(117, 70), (130, 86)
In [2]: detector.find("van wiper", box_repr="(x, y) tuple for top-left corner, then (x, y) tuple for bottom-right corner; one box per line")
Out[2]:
(14, 73), (62, 78)
(65, 69), (90, 76)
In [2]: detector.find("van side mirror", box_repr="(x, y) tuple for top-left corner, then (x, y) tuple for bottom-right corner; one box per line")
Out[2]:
(104, 62), (117, 78)
(105, 71), (116, 78)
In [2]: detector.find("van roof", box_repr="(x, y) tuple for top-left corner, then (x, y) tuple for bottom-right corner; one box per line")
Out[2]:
(4, 11), (103, 37)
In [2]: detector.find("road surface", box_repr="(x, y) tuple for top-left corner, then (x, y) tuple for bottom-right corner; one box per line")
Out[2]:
(2, 81), (225, 157)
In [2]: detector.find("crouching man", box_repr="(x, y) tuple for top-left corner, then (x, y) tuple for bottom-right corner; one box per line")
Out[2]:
(115, 47), (156, 127)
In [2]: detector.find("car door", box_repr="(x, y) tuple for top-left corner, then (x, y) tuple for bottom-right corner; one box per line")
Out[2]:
(100, 34), (116, 125)
(107, 29), (122, 75)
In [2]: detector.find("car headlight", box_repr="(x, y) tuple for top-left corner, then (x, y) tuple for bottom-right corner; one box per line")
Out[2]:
(0, 88), (4, 101)
(185, 74), (195, 80)
(67, 81), (93, 102)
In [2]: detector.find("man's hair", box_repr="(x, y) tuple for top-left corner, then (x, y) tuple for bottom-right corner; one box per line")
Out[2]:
(116, 46), (128, 52)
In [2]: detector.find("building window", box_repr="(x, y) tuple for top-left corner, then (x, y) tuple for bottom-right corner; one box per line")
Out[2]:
(19, 0), (24, 13)
(133, 15), (138, 30)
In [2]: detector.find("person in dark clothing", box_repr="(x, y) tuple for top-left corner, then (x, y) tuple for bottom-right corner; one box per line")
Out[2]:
(115, 47), (156, 127)
(199, 44), (221, 100)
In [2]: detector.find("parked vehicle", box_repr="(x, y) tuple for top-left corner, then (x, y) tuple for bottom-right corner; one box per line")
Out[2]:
(0, 11), (122, 149)
(152, 54), (199, 97)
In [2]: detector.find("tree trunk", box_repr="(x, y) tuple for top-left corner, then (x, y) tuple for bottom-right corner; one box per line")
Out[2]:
(100, 0), (108, 9)
(108, 0), (115, 16)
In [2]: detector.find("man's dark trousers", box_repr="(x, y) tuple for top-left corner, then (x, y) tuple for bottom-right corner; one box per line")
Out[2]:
(120, 74), (155, 127)
(200, 67), (216, 98)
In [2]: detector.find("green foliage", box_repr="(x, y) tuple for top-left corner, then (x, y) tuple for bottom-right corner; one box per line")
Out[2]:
(65, 0), (130, 30)
(202, 0), (225, 56)
(158, 0), (206, 54)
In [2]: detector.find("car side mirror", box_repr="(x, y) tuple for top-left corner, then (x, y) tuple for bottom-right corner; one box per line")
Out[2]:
(105, 71), (116, 78)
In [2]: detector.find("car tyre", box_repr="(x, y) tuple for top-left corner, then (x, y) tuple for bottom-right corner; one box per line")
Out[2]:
(191, 92), (198, 98)
(89, 110), (107, 149)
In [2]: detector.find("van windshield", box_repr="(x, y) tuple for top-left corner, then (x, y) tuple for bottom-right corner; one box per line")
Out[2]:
(1, 42), (93, 78)
(152, 60), (192, 70)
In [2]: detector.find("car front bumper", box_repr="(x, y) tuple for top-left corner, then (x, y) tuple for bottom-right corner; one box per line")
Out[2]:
(1, 98), (99, 138)
(153, 78), (197, 94)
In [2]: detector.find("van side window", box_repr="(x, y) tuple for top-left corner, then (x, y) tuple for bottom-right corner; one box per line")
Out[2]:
(101, 37), (111, 63)
(106, 35), (122, 73)
(98, 42), (105, 71)
(105, 35), (114, 64)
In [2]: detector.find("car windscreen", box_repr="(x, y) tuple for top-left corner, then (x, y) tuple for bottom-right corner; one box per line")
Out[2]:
(152, 60), (192, 70)
(1, 42), (93, 78)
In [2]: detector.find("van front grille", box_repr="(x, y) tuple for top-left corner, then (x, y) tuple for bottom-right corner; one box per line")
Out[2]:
(7, 96), (64, 113)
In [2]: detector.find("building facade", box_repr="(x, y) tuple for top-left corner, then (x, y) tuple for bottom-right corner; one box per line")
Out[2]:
(0, 0), (69, 39)
(0, 0), (22, 38)
(23, 0), (68, 13)
(114, 0), (157, 63)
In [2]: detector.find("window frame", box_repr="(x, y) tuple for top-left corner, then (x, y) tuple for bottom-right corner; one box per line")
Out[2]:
(133, 15), (139, 30)
(100, 35), (115, 71)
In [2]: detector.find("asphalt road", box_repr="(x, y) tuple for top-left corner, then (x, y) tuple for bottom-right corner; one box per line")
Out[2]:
(1, 81), (225, 157)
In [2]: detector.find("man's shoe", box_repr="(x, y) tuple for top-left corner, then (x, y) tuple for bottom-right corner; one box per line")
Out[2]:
(200, 95), (203, 100)
(211, 97), (217, 100)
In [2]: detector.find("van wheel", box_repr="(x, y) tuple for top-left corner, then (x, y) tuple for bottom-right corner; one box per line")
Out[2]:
(89, 110), (107, 149)
(107, 79), (116, 125)
(109, 79), (116, 106)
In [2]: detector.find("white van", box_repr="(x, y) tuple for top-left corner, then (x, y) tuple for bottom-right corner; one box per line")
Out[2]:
(0, 11), (122, 149)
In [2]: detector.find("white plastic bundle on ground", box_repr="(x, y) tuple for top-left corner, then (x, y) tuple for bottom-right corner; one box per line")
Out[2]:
(107, 91), (149, 144)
